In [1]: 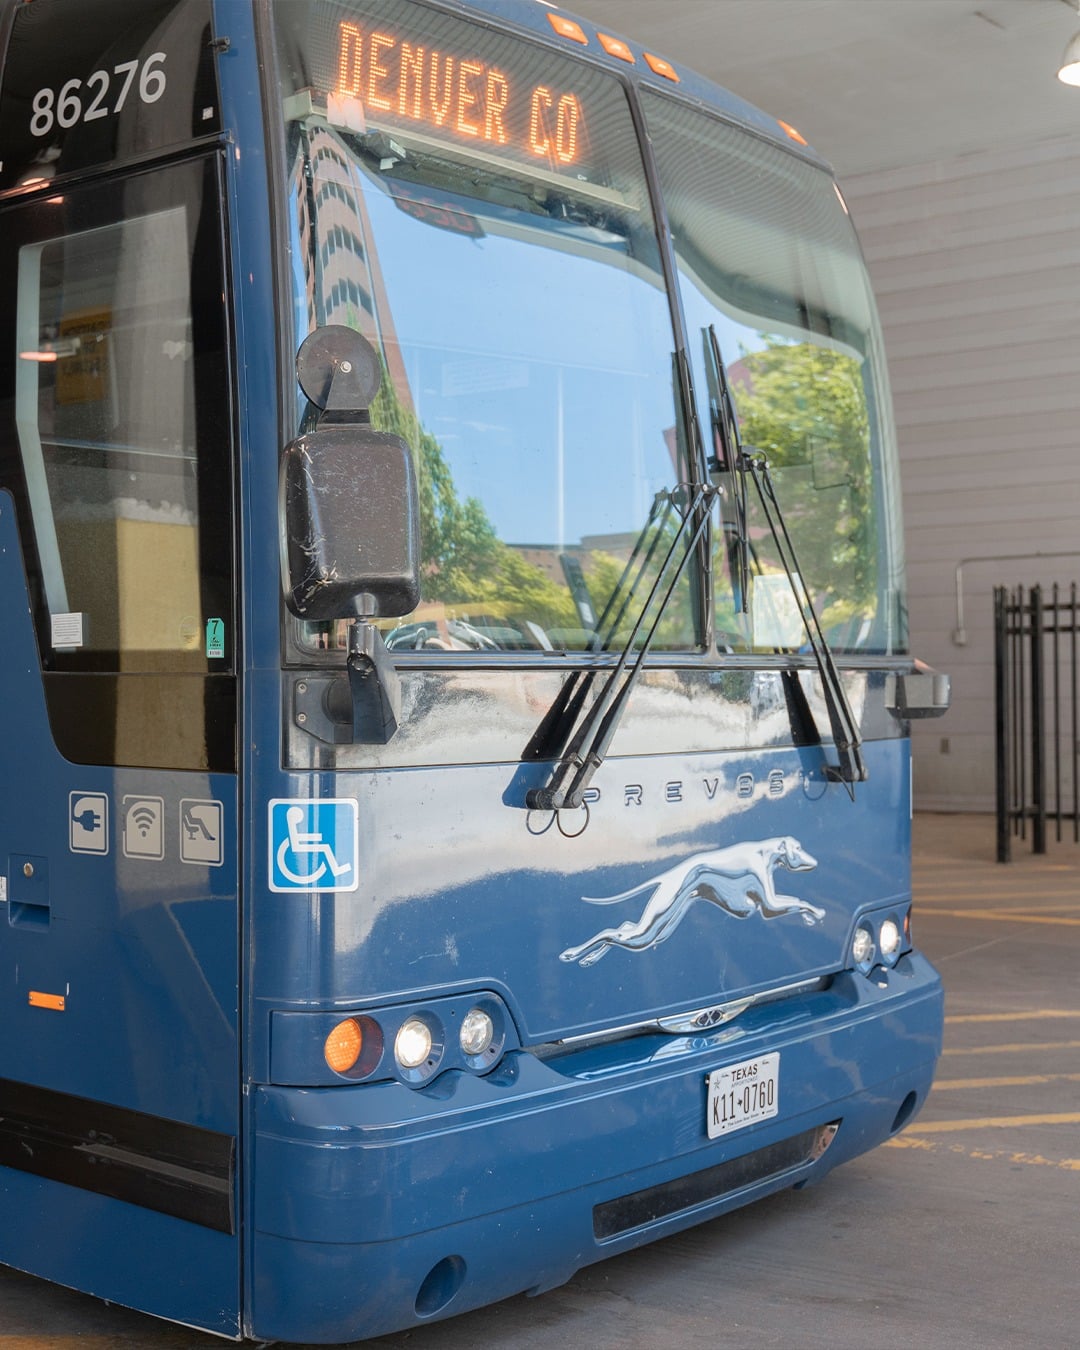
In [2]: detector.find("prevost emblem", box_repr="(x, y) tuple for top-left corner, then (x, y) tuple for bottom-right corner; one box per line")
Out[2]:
(581, 769), (789, 809)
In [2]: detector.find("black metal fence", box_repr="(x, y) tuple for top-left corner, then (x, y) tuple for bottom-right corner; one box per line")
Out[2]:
(994, 583), (1080, 862)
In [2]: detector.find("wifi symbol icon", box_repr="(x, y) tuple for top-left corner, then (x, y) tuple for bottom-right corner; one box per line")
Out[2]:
(123, 796), (164, 860)
(131, 806), (156, 837)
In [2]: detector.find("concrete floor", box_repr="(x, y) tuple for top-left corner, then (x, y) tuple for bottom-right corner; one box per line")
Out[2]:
(2, 813), (1077, 1348)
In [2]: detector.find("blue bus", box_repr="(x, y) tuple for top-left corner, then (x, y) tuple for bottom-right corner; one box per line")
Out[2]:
(0, 0), (947, 1340)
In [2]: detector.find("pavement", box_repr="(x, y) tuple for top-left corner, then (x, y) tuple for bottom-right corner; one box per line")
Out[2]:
(1, 812), (1077, 1349)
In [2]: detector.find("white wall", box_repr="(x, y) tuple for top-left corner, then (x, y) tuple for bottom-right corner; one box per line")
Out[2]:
(843, 136), (1080, 811)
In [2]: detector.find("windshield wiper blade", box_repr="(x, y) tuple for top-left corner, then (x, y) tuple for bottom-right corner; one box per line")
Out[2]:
(526, 483), (718, 811)
(742, 449), (867, 792)
(704, 325), (749, 610)
(703, 324), (864, 792)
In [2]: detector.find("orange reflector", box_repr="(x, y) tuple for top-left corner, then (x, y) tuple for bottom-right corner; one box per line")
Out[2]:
(778, 119), (809, 146)
(598, 33), (635, 63)
(29, 991), (65, 1012)
(324, 1018), (363, 1074)
(643, 52), (679, 82)
(547, 13), (588, 45)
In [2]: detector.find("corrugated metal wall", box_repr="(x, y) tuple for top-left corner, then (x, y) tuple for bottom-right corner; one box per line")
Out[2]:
(843, 136), (1080, 811)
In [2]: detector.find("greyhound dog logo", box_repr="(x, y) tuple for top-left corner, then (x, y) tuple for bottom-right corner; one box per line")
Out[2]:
(559, 836), (824, 968)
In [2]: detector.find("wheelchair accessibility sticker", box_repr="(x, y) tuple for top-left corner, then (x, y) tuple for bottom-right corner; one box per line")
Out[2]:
(269, 798), (359, 893)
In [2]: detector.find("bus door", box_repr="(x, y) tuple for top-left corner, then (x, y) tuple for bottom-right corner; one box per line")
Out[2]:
(0, 151), (241, 1336)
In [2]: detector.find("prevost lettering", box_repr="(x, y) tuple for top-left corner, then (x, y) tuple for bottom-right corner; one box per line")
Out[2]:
(336, 22), (583, 165)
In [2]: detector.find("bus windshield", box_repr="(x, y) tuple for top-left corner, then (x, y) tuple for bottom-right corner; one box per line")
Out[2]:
(272, 0), (698, 656)
(642, 93), (908, 656)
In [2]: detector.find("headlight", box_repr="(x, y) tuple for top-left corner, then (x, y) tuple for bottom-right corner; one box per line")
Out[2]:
(851, 925), (875, 968)
(460, 1008), (495, 1057)
(879, 918), (902, 962)
(395, 1017), (434, 1069)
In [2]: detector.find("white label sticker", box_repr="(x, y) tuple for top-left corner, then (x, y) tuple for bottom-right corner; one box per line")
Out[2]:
(70, 792), (109, 854)
(122, 795), (165, 861)
(51, 611), (85, 647)
(0, 876), (7, 902)
(180, 799), (224, 867)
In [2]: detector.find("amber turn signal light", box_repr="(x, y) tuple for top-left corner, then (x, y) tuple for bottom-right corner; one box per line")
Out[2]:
(324, 1017), (364, 1074)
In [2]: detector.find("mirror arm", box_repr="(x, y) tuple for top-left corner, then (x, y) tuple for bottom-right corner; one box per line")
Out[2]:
(347, 620), (402, 745)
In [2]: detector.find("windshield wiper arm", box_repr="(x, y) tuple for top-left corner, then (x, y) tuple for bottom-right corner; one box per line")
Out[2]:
(703, 324), (864, 792)
(704, 325), (749, 610)
(742, 450), (867, 792)
(526, 483), (719, 811)
(522, 489), (676, 763)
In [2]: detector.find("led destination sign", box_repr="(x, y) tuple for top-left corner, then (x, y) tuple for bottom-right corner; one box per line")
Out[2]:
(333, 20), (585, 168)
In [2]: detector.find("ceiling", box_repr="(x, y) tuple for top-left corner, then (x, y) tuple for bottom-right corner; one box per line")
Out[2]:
(568, 0), (1080, 178)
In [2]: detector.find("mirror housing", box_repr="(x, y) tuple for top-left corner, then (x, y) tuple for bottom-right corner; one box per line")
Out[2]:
(281, 424), (420, 622)
(280, 326), (422, 745)
(281, 324), (420, 623)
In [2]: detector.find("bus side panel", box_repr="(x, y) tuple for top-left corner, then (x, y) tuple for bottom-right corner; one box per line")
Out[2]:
(0, 498), (241, 1337)
(0, 1169), (239, 1338)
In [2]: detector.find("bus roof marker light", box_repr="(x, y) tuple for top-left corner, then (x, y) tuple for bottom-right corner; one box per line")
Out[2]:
(643, 53), (680, 82)
(597, 34), (635, 64)
(778, 120), (809, 146)
(547, 14), (588, 45)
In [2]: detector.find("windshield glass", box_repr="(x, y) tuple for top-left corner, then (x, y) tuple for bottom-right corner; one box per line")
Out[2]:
(272, 1), (698, 656)
(642, 93), (907, 657)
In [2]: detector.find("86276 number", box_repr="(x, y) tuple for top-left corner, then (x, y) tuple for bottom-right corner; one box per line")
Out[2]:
(30, 53), (167, 137)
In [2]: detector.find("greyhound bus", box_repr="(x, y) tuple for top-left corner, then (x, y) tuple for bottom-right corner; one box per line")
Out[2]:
(0, 0), (947, 1340)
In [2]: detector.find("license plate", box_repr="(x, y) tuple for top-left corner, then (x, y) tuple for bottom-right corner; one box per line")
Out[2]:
(707, 1053), (779, 1139)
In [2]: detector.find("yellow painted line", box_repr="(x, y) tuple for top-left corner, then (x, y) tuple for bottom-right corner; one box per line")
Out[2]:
(904, 1112), (1080, 1134)
(960, 905), (1080, 917)
(986, 902), (1080, 913)
(0, 1342), (155, 1348)
(930, 909), (1080, 927)
(933, 1073), (1080, 1090)
(885, 1135), (1080, 1171)
(942, 1039), (1080, 1055)
(946, 1009), (1080, 1024)
(0, 1339), (202, 1348)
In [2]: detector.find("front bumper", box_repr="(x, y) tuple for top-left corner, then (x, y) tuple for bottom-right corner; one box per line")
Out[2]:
(249, 952), (942, 1342)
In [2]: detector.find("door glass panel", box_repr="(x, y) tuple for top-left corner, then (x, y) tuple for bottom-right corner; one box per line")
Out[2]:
(0, 157), (235, 770)
(9, 161), (233, 674)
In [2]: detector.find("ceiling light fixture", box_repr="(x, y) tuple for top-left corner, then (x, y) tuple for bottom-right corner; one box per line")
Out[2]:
(1058, 1), (1080, 85)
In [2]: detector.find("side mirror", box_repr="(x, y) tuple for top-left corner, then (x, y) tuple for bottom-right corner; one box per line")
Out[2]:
(280, 327), (421, 743)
